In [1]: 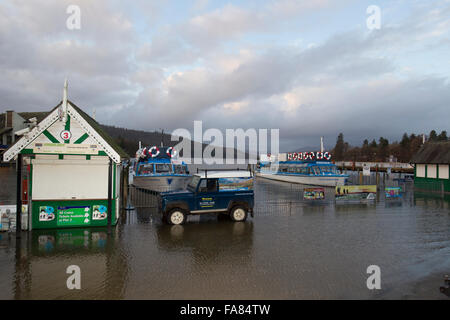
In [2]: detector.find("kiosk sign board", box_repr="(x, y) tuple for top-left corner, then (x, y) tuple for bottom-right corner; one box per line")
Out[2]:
(33, 143), (99, 155)
(57, 206), (91, 226)
(33, 201), (111, 229)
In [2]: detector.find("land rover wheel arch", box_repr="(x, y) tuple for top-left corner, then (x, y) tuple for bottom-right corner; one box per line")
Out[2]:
(166, 202), (190, 213)
(167, 208), (187, 225)
(230, 206), (247, 222)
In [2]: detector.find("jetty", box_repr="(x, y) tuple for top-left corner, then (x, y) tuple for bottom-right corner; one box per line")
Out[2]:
(334, 161), (414, 173)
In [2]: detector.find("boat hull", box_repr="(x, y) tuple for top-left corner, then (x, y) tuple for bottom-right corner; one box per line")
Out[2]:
(132, 175), (191, 192)
(256, 172), (347, 187)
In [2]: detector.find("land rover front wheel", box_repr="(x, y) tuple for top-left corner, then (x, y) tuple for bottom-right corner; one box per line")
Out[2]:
(167, 209), (186, 225)
(230, 206), (247, 222)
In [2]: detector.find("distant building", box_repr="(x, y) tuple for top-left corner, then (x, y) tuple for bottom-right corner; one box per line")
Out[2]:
(0, 111), (49, 157)
(387, 155), (397, 163)
(411, 141), (450, 194)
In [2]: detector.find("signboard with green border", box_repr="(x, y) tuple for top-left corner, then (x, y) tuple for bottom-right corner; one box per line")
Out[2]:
(32, 199), (117, 229)
(57, 206), (91, 226)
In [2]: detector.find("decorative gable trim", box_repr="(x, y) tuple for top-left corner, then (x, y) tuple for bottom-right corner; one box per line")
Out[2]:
(67, 103), (120, 163)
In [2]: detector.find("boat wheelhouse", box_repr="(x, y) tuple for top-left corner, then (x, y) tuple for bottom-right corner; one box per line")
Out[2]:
(257, 152), (348, 187)
(132, 145), (191, 192)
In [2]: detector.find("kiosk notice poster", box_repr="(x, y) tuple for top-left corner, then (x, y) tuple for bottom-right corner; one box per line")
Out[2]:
(92, 205), (107, 220)
(385, 187), (402, 199)
(304, 188), (325, 200)
(335, 185), (377, 201)
(57, 206), (91, 226)
(363, 165), (371, 176)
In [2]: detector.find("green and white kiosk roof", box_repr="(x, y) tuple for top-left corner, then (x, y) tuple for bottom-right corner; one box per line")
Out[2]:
(3, 81), (127, 163)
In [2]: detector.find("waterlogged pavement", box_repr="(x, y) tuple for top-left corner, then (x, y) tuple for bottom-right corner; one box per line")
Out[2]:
(0, 172), (449, 299)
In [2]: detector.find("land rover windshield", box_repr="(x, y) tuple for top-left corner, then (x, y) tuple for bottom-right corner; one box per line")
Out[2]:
(187, 175), (200, 191)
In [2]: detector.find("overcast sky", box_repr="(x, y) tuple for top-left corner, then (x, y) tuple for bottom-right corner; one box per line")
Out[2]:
(0, 0), (449, 151)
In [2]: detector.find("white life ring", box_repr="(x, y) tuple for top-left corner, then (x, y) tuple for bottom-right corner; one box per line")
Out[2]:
(323, 152), (331, 160)
(140, 147), (147, 159)
(166, 147), (176, 158)
(149, 146), (160, 158)
(316, 152), (324, 160)
(304, 152), (314, 160)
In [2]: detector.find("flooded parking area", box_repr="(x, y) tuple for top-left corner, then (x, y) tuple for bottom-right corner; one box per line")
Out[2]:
(1, 168), (450, 299)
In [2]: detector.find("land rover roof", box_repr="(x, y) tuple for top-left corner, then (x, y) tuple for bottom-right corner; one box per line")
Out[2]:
(194, 171), (252, 179)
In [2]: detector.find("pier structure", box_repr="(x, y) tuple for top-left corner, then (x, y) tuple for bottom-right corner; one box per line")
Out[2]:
(334, 161), (414, 173)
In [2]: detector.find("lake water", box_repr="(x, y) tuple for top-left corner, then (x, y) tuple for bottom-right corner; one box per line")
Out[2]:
(0, 167), (449, 299)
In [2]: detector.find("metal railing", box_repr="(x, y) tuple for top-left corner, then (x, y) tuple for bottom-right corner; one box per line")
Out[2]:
(125, 185), (159, 209)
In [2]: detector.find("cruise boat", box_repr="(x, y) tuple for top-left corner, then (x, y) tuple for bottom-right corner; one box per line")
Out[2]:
(132, 145), (191, 192)
(256, 151), (348, 187)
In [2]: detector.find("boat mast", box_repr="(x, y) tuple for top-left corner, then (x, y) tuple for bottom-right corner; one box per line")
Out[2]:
(320, 136), (324, 153)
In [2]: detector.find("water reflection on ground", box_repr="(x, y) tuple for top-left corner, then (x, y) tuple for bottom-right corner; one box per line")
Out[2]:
(0, 173), (449, 299)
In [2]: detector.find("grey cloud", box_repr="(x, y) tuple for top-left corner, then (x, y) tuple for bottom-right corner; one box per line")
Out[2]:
(1, 0), (449, 152)
(0, 0), (137, 115)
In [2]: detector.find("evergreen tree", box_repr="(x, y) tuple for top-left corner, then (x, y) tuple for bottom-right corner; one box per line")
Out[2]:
(399, 133), (411, 162)
(361, 139), (370, 160)
(334, 133), (345, 161)
(400, 133), (410, 148)
(429, 130), (438, 141)
(438, 130), (448, 141)
(378, 137), (389, 161)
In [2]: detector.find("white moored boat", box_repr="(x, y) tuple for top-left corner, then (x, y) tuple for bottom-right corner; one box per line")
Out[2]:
(256, 151), (348, 187)
(131, 145), (192, 193)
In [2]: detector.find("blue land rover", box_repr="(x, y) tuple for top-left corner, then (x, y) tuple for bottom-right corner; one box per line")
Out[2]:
(158, 170), (254, 225)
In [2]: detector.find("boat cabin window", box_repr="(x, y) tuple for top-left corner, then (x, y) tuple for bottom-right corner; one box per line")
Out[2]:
(288, 167), (296, 173)
(312, 167), (321, 175)
(155, 163), (172, 173)
(320, 166), (337, 174)
(296, 167), (310, 174)
(138, 164), (154, 175)
(280, 166), (288, 173)
(174, 165), (187, 174)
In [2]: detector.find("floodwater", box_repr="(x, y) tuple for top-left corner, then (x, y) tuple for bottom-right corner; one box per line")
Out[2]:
(0, 167), (450, 299)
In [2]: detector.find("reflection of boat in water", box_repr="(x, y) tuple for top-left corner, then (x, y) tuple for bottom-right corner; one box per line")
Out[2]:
(132, 145), (191, 192)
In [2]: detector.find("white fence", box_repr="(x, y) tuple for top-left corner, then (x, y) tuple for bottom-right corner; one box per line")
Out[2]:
(334, 161), (413, 169)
